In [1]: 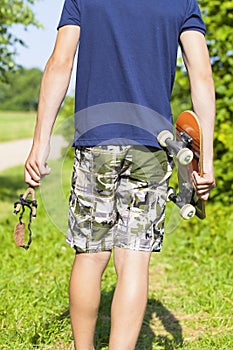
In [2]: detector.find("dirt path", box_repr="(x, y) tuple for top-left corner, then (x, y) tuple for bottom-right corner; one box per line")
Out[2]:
(0, 135), (68, 172)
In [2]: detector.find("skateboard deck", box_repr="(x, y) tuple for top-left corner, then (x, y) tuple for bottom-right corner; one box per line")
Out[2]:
(158, 110), (206, 220)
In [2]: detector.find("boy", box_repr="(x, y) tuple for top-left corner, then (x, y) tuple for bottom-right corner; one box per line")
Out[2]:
(25, 1), (215, 349)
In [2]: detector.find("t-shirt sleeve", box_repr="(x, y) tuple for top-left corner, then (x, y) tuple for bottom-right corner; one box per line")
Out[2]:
(57, 0), (81, 29)
(180, 0), (206, 35)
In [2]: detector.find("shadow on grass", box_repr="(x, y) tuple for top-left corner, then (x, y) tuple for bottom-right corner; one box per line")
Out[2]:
(34, 289), (183, 349)
(142, 298), (183, 349)
(96, 290), (183, 349)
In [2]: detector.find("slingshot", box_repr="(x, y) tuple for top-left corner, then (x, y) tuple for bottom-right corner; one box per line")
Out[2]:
(13, 187), (38, 250)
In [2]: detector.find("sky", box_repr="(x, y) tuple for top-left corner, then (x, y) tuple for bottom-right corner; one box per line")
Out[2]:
(11, 0), (76, 92)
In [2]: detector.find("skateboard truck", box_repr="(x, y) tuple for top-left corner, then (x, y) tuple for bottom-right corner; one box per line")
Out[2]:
(167, 186), (196, 220)
(157, 130), (193, 165)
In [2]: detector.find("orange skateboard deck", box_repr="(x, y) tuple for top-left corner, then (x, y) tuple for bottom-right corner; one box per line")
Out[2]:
(158, 110), (206, 220)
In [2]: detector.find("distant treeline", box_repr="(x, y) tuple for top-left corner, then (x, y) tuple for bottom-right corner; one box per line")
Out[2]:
(0, 67), (42, 111)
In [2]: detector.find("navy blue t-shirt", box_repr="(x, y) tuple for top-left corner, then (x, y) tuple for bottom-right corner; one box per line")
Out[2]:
(58, 0), (206, 147)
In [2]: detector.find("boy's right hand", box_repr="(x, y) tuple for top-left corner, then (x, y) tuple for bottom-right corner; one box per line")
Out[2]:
(24, 142), (51, 187)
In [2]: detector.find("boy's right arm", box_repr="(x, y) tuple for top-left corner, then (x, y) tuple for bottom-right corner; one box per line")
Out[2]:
(25, 25), (80, 187)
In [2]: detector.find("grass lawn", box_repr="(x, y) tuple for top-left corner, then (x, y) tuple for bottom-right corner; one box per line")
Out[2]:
(0, 158), (232, 349)
(0, 111), (36, 142)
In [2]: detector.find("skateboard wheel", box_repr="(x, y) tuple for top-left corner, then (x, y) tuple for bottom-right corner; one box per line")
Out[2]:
(167, 187), (176, 202)
(157, 130), (173, 147)
(180, 204), (196, 220)
(177, 148), (193, 165)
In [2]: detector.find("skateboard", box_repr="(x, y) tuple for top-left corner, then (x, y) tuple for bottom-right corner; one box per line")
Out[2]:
(157, 110), (206, 220)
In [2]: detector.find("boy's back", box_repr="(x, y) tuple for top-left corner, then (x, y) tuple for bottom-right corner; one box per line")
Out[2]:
(58, 0), (206, 146)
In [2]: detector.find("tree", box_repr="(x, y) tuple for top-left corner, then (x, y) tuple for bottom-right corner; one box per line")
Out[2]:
(0, 67), (42, 111)
(0, 0), (40, 82)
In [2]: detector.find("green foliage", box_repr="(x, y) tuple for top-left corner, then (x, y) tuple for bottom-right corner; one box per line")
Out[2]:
(0, 0), (40, 81)
(0, 67), (42, 111)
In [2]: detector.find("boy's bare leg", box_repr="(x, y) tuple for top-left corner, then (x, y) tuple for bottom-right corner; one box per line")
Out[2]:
(69, 251), (111, 350)
(109, 247), (151, 350)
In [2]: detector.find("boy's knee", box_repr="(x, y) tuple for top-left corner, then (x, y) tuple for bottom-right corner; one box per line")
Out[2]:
(75, 250), (112, 270)
(113, 248), (151, 277)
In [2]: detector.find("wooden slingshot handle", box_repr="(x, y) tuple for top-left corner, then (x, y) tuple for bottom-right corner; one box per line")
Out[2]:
(14, 187), (37, 218)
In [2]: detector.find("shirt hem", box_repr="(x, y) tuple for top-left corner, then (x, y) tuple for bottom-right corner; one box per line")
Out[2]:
(72, 138), (162, 149)
(57, 21), (81, 30)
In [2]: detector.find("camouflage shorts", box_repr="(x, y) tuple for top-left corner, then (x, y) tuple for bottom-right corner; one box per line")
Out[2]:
(67, 145), (172, 253)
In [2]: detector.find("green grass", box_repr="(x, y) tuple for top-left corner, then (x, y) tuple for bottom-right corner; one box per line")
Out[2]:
(0, 111), (36, 142)
(0, 161), (233, 349)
